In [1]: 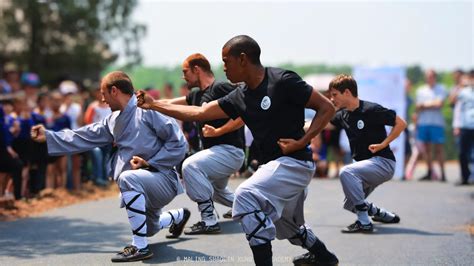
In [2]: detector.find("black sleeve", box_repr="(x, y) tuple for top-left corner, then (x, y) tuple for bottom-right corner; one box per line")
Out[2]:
(369, 104), (396, 126)
(213, 82), (236, 99)
(218, 89), (240, 120)
(281, 70), (313, 106)
(185, 90), (196, 106)
(330, 111), (342, 129)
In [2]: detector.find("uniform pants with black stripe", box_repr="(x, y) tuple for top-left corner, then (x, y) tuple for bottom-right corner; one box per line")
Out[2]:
(118, 168), (182, 237)
(233, 157), (318, 249)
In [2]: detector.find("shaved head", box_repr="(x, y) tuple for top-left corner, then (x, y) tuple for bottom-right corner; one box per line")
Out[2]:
(223, 35), (261, 65)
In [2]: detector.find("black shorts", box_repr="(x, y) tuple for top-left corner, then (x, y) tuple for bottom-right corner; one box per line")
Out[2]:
(47, 155), (63, 164)
(0, 149), (23, 172)
(12, 138), (34, 164)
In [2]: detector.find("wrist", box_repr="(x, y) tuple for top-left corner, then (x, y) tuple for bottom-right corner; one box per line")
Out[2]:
(141, 164), (158, 172)
(301, 135), (312, 147)
(296, 138), (307, 150)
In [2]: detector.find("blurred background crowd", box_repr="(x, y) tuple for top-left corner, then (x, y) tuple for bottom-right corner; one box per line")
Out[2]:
(1, 64), (473, 202)
(0, 0), (472, 202)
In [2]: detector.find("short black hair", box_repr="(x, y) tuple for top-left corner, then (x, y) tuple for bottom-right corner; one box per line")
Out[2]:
(223, 35), (261, 64)
(104, 71), (134, 96)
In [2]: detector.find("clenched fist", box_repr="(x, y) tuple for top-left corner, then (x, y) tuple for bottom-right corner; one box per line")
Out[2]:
(31, 124), (47, 143)
(136, 90), (154, 110)
(368, 143), (385, 154)
(202, 124), (218, 137)
(277, 138), (303, 155)
(130, 155), (149, 170)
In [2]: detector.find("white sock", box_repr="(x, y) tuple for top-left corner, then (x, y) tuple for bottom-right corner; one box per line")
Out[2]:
(122, 191), (148, 249)
(356, 210), (371, 225)
(203, 217), (217, 226)
(159, 208), (185, 229)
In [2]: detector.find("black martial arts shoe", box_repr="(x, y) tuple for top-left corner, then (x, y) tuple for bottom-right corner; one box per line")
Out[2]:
(372, 213), (400, 224)
(293, 251), (339, 266)
(293, 239), (339, 266)
(184, 221), (221, 235)
(166, 208), (191, 239)
(419, 170), (433, 181)
(223, 209), (233, 219)
(111, 245), (153, 262)
(341, 221), (374, 233)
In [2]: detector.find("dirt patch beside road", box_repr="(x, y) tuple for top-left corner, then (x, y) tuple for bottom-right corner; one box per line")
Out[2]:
(0, 182), (119, 222)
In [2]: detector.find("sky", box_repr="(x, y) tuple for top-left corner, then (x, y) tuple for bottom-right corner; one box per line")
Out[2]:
(127, 0), (474, 70)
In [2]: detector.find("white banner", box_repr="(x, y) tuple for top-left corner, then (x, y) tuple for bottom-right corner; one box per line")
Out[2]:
(353, 66), (406, 179)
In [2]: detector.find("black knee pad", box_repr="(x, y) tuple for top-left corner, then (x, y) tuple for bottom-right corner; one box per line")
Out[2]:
(355, 203), (369, 211)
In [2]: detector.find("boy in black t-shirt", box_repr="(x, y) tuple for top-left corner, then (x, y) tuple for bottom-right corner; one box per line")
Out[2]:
(328, 74), (407, 233)
(157, 53), (245, 236)
(137, 35), (339, 266)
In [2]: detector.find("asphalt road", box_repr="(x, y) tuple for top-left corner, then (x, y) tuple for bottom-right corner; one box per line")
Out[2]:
(0, 164), (473, 265)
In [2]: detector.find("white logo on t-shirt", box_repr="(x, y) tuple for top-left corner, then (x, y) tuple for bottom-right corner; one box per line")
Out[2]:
(261, 96), (271, 110)
(357, 120), (364, 129)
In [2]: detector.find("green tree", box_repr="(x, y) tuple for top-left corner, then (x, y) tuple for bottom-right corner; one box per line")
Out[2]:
(406, 65), (423, 84)
(0, 0), (145, 85)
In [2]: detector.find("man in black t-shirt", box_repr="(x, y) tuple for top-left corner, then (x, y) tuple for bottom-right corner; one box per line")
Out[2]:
(137, 35), (339, 266)
(328, 74), (407, 233)
(157, 53), (245, 236)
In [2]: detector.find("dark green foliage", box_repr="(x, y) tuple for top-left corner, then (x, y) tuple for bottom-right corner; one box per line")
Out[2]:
(0, 0), (145, 86)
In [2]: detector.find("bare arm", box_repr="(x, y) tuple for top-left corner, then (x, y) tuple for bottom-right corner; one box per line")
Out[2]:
(136, 90), (228, 122)
(416, 99), (443, 110)
(302, 89), (336, 145)
(278, 89), (336, 154)
(202, 117), (245, 137)
(368, 115), (407, 153)
(305, 119), (335, 132)
(159, 96), (188, 105)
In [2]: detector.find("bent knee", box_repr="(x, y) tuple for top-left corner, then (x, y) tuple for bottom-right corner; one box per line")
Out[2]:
(339, 166), (355, 182)
(182, 158), (200, 176)
(117, 170), (140, 190)
(235, 185), (252, 200)
(233, 186), (261, 211)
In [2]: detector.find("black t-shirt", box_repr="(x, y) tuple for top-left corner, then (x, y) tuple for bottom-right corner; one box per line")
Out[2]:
(218, 67), (313, 164)
(330, 100), (396, 162)
(186, 81), (244, 150)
